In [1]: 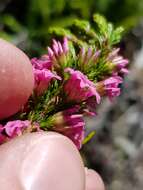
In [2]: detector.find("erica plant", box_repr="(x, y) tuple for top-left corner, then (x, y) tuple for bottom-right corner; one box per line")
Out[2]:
(0, 14), (129, 149)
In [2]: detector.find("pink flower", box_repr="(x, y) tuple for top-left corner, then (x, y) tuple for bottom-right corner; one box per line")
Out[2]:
(107, 48), (120, 60)
(4, 120), (31, 137)
(64, 68), (101, 103)
(85, 97), (98, 116)
(79, 47), (100, 63)
(103, 76), (123, 100)
(107, 48), (129, 75)
(47, 37), (69, 69)
(113, 56), (129, 74)
(31, 56), (52, 70)
(33, 68), (61, 95)
(49, 37), (69, 56)
(31, 53), (61, 95)
(78, 47), (100, 70)
(53, 106), (85, 149)
(62, 37), (69, 53)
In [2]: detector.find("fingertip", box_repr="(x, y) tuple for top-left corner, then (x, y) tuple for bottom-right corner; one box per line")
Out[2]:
(85, 168), (105, 190)
(0, 132), (85, 190)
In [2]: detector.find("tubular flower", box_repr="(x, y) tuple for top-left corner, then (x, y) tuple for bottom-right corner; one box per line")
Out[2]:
(107, 48), (129, 74)
(47, 37), (69, 69)
(78, 47), (100, 70)
(85, 97), (99, 116)
(53, 106), (85, 149)
(96, 76), (123, 100)
(4, 120), (31, 138)
(33, 68), (61, 95)
(31, 55), (52, 70)
(104, 76), (123, 100)
(64, 68), (101, 104)
(31, 54), (61, 95)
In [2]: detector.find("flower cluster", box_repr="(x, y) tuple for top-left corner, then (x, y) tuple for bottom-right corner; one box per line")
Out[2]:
(47, 37), (69, 70)
(32, 54), (61, 95)
(52, 106), (85, 149)
(0, 36), (129, 149)
(64, 68), (101, 103)
(78, 47), (101, 70)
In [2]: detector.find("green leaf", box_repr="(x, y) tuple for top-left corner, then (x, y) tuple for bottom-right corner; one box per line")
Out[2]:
(48, 26), (88, 48)
(71, 19), (91, 32)
(110, 26), (124, 45)
(83, 131), (96, 144)
(107, 23), (113, 38)
(48, 27), (73, 38)
(93, 14), (108, 35)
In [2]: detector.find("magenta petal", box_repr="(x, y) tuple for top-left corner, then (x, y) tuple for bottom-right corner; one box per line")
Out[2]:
(64, 68), (101, 104)
(31, 57), (52, 70)
(53, 106), (85, 149)
(47, 47), (54, 57)
(120, 68), (129, 74)
(58, 42), (63, 54)
(92, 50), (101, 61)
(107, 48), (120, 60)
(4, 120), (30, 137)
(80, 47), (86, 61)
(63, 37), (69, 53)
(86, 48), (93, 61)
(108, 49), (129, 75)
(34, 68), (61, 94)
(104, 76), (123, 100)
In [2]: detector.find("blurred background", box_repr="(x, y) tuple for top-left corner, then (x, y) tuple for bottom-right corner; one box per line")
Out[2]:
(0, 0), (143, 189)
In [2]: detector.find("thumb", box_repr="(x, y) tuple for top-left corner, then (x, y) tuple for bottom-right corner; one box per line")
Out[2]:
(0, 132), (85, 190)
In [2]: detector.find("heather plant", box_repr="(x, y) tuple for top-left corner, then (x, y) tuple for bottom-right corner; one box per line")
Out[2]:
(0, 15), (129, 149)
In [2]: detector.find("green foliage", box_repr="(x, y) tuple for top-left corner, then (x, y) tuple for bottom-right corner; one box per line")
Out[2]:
(110, 27), (124, 45)
(26, 0), (143, 31)
(47, 14), (123, 83)
(28, 0), (65, 26)
(48, 27), (73, 39)
(2, 14), (23, 33)
(93, 14), (124, 46)
(0, 0), (143, 55)
(48, 14), (124, 50)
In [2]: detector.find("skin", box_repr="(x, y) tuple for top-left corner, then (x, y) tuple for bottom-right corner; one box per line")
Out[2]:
(0, 39), (34, 119)
(0, 39), (105, 190)
(0, 132), (105, 190)
(85, 168), (105, 190)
